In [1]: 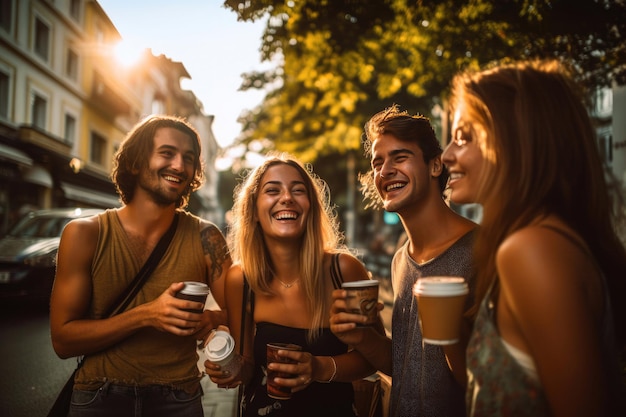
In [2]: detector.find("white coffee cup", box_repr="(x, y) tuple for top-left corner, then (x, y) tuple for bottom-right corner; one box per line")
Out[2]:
(204, 330), (240, 374)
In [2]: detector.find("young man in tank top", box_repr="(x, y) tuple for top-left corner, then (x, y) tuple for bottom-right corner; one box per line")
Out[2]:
(330, 105), (477, 417)
(50, 115), (232, 417)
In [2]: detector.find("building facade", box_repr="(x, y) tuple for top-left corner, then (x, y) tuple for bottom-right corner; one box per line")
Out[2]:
(0, 0), (221, 234)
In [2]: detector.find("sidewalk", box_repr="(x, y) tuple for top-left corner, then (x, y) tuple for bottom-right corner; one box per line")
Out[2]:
(200, 296), (238, 416)
(200, 374), (238, 417)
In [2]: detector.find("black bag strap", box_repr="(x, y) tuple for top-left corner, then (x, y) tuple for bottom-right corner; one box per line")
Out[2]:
(237, 276), (251, 417)
(330, 252), (344, 289)
(240, 277), (249, 356)
(105, 213), (179, 318)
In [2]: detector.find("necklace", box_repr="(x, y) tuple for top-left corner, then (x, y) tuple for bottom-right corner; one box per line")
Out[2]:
(276, 278), (300, 288)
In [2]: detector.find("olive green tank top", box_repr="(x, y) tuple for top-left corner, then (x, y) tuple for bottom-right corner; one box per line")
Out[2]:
(74, 209), (207, 393)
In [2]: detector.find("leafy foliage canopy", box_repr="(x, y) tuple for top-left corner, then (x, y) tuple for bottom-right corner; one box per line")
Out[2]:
(223, 0), (625, 164)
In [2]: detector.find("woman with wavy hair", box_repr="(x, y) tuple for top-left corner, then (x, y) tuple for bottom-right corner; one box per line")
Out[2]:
(442, 60), (626, 416)
(205, 152), (378, 416)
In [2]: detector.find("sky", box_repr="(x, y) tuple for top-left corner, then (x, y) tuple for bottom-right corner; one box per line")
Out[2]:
(97, 0), (270, 149)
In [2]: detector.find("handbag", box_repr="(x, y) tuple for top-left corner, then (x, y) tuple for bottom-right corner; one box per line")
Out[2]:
(46, 213), (179, 417)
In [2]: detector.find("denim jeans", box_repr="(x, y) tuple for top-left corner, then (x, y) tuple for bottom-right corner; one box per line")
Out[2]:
(68, 381), (203, 417)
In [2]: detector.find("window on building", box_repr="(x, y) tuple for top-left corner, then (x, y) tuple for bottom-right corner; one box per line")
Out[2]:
(1, 0), (13, 33)
(66, 47), (78, 80)
(64, 113), (76, 146)
(31, 92), (47, 129)
(69, 0), (81, 21)
(90, 131), (106, 166)
(34, 17), (51, 61)
(0, 70), (9, 119)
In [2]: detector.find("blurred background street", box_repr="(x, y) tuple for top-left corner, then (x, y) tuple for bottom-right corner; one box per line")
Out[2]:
(0, 300), (76, 417)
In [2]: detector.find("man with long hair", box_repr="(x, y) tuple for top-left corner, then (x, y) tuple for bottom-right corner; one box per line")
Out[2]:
(50, 115), (231, 416)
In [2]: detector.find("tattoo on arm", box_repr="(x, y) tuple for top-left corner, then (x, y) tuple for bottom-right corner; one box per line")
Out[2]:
(201, 224), (230, 283)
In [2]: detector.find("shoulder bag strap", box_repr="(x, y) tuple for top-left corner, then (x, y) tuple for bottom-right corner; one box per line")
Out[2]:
(64, 213), (179, 408)
(237, 276), (251, 417)
(330, 252), (344, 289)
(239, 276), (251, 355)
(105, 213), (179, 318)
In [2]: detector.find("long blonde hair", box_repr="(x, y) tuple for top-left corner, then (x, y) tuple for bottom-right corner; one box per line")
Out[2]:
(228, 152), (347, 340)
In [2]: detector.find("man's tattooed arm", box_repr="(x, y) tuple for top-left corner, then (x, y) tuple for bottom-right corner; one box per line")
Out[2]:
(200, 223), (231, 284)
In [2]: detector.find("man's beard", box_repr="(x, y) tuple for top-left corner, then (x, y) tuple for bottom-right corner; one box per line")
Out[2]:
(143, 185), (182, 206)
(138, 170), (186, 207)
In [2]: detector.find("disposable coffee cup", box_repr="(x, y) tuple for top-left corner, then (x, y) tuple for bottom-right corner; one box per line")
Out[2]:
(413, 277), (469, 345)
(266, 343), (302, 400)
(342, 280), (379, 326)
(204, 330), (241, 375)
(175, 281), (210, 313)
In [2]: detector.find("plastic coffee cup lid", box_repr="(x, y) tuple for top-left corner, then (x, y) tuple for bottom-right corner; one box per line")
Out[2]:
(206, 330), (234, 361)
(342, 280), (379, 288)
(210, 336), (227, 351)
(180, 281), (210, 295)
(413, 277), (468, 296)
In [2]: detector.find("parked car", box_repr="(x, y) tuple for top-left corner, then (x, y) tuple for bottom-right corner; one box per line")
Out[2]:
(0, 207), (104, 303)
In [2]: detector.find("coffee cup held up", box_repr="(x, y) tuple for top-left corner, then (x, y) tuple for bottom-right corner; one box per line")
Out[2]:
(342, 280), (379, 326)
(413, 277), (469, 345)
(175, 281), (210, 314)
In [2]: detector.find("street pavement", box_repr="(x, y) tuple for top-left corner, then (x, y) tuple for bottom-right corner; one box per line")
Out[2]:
(201, 297), (238, 416)
(200, 371), (238, 417)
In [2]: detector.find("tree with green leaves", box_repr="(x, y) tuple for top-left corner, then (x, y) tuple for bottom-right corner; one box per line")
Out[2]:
(224, 0), (625, 162)
(219, 0), (625, 246)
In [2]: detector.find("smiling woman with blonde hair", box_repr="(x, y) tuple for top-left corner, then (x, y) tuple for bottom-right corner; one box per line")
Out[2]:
(205, 152), (380, 416)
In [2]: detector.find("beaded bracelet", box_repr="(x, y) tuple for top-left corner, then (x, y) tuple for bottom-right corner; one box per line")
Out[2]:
(317, 356), (337, 383)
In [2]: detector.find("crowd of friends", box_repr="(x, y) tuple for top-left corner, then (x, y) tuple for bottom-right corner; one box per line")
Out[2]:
(50, 58), (626, 417)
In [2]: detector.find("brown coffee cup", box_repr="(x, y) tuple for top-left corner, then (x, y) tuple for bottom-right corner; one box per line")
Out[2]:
(342, 280), (379, 326)
(175, 281), (210, 313)
(413, 277), (469, 345)
(266, 343), (302, 400)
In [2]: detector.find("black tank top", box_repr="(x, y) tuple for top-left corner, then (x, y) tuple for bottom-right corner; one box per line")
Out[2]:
(241, 254), (356, 417)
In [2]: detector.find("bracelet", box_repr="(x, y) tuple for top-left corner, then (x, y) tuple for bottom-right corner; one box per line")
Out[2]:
(317, 356), (337, 383)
